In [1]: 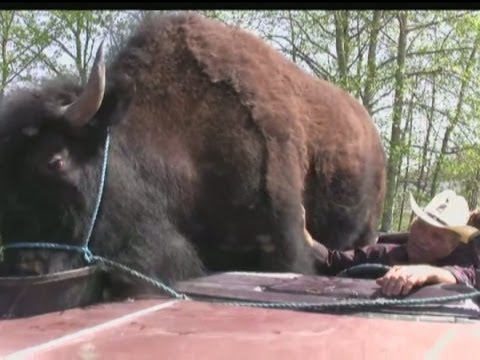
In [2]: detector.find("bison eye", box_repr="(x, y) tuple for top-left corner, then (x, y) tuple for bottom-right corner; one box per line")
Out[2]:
(22, 127), (39, 137)
(47, 154), (66, 172)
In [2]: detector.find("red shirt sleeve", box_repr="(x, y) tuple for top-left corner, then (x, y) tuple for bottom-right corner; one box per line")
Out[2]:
(437, 240), (480, 289)
(312, 241), (408, 275)
(442, 265), (479, 289)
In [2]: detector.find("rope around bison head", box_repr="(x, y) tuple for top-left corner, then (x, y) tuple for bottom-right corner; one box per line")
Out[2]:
(2, 128), (480, 313)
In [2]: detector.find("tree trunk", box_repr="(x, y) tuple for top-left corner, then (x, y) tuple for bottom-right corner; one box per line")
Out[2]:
(287, 10), (297, 63)
(397, 81), (416, 230)
(468, 170), (480, 209)
(363, 10), (382, 114)
(409, 75), (436, 225)
(74, 17), (87, 86)
(381, 12), (408, 232)
(334, 10), (350, 89)
(418, 77), (436, 192)
(429, 38), (479, 197)
(465, 169), (480, 209)
(0, 11), (14, 96)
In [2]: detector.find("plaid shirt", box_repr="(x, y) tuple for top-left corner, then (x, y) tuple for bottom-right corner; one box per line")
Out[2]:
(312, 234), (480, 289)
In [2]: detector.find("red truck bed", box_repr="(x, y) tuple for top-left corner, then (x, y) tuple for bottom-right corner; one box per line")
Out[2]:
(1, 271), (479, 359)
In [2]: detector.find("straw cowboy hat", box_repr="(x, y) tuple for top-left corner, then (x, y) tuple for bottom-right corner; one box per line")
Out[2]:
(410, 190), (480, 243)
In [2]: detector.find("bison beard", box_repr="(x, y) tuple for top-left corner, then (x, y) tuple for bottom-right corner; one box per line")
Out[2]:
(0, 13), (386, 299)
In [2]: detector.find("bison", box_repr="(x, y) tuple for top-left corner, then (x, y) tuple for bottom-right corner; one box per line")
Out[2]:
(0, 13), (386, 298)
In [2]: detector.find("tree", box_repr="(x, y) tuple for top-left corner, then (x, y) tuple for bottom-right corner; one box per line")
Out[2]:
(429, 29), (480, 197)
(381, 12), (408, 231)
(0, 11), (52, 99)
(362, 10), (383, 114)
(38, 11), (114, 84)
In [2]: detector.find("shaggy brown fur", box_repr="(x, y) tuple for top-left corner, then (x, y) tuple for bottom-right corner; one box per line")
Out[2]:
(0, 12), (385, 297)
(179, 15), (386, 250)
(109, 13), (386, 251)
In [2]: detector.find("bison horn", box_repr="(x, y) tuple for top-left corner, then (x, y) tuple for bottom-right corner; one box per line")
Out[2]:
(62, 41), (106, 127)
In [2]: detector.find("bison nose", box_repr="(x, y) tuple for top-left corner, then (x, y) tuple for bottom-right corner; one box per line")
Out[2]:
(48, 154), (65, 172)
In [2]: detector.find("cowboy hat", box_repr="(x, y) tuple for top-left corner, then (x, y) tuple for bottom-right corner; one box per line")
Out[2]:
(410, 190), (480, 243)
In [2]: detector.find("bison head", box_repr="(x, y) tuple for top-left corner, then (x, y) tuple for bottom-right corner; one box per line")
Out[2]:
(0, 43), (134, 276)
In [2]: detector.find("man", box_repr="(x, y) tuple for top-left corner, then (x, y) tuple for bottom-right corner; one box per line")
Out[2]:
(305, 190), (480, 297)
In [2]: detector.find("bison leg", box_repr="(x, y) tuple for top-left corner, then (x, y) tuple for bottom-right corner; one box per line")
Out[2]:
(258, 203), (316, 275)
(247, 139), (316, 275)
(97, 226), (205, 299)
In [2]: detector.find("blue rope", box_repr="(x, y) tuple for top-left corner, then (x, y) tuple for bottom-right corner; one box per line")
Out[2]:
(3, 242), (93, 263)
(83, 129), (110, 248)
(91, 255), (190, 300)
(3, 126), (480, 313)
(92, 254), (480, 310)
(4, 240), (480, 309)
(222, 290), (480, 311)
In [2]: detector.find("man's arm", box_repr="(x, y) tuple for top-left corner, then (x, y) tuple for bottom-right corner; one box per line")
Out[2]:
(303, 206), (405, 275)
(311, 240), (402, 275)
(442, 265), (479, 288)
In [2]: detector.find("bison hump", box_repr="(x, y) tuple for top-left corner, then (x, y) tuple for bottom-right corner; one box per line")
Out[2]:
(182, 15), (308, 165)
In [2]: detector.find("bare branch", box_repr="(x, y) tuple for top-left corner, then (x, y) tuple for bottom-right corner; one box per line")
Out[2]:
(289, 15), (337, 59)
(52, 37), (76, 62)
(347, 41), (369, 72)
(407, 47), (472, 57)
(39, 54), (62, 75)
(370, 86), (396, 109)
(371, 104), (393, 116)
(407, 12), (468, 33)
(306, 12), (335, 37)
(268, 34), (333, 79)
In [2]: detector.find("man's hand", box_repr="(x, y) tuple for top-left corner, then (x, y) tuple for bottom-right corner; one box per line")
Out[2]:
(301, 205), (314, 246)
(375, 265), (457, 296)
